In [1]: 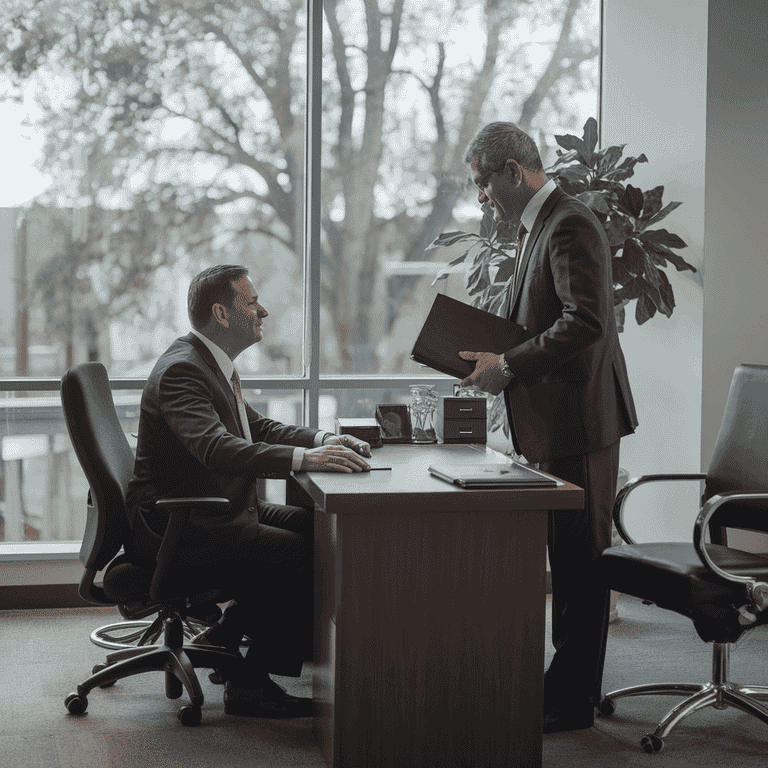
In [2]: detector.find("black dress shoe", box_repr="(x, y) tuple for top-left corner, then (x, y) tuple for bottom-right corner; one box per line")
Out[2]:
(543, 707), (594, 734)
(224, 678), (313, 718)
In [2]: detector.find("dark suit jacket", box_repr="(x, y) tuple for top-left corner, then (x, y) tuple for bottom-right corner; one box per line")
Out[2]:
(501, 186), (638, 463)
(125, 332), (320, 572)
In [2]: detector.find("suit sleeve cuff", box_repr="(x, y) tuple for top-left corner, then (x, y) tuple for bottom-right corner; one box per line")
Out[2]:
(316, 431), (337, 446)
(292, 447), (306, 472)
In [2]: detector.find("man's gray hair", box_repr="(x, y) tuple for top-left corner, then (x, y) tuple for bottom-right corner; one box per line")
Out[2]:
(464, 122), (544, 174)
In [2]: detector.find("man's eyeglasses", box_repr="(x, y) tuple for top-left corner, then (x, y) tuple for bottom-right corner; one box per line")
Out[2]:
(473, 162), (507, 191)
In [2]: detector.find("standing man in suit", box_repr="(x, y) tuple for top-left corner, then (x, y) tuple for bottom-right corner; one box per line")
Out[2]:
(458, 122), (638, 733)
(126, 264), (371, 717)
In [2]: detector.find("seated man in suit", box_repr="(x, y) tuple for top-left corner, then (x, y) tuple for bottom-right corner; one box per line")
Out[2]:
(126, 264), (371, 717)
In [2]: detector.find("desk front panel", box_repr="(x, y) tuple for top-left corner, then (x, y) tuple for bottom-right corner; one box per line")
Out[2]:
(293, 444), (584, 768)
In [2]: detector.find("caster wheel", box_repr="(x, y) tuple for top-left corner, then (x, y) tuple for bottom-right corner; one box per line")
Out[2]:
(597, 698), (616, 717)
(92, 663), (116, 688)
(209, 670), (224, 685)
(178, 705), (202, 727)
(640, 734), (664, 753)
(65, 692), (88, 716)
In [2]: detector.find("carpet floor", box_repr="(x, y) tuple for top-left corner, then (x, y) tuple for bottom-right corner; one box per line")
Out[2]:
(1, 594), (766, 767)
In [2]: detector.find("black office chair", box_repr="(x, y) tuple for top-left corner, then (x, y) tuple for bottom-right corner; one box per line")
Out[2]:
(61, 362), (245, 726)
(597, 363), (768, 752)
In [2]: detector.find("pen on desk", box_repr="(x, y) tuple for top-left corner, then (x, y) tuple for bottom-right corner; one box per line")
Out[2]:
(367, 467), (392, 471)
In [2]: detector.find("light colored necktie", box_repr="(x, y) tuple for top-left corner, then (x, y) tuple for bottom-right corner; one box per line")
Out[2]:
(230, 368), (252, 442)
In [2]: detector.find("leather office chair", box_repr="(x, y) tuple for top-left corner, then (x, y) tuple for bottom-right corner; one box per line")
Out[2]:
(61, 362), (245, 725)
(597, 363), (768, 752)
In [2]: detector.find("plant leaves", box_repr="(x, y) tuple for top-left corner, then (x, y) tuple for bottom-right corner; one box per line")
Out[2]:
(582, 117), (598, 162)
(644, 200), (682, 228)
(577, 190), (610, 214)
(605, 153), (648, 182)
(656, 269), (675, 317)
(640, 228), (687, 249)
(479, 204), (496, 240)
(641, 185), (664, 220)
(427, 230), (481, 249)
(621, 237), (646, 273)
(617, 184), (644, 218)
(605, 213), (635, 247)
(554, 133), (590, 165)
(596, 145), (624, 176)
(645, 241), (697, 273)
(547, 148), (580, 172)
(494, 256), (517, 284)
(635, 292), (657, 325)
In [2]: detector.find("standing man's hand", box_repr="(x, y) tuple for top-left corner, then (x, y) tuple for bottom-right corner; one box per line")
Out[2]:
(458, 351), (513, 396)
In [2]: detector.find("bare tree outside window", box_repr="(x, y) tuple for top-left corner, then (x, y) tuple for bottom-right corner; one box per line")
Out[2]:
(1, 0), (598, 378)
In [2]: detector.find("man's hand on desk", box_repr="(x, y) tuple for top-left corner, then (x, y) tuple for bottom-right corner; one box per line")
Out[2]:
(458, 351), (513, 396)
(323, 432), (372, 457)
(301, 444), (371, 473)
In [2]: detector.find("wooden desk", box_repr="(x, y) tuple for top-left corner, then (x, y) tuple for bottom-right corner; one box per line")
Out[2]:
(289, 443), (583, 768)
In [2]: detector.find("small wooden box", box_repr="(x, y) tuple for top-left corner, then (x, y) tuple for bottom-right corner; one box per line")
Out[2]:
(441, 397), (487, 444)
(335, 417), (383, 448)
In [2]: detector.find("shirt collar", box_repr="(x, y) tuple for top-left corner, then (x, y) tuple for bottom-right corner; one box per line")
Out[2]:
(520, 178), (558, 234)
(190, 328), (235, 386)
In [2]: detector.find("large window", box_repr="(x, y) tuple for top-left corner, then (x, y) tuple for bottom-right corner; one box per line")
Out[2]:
(0, 0), (600, 546)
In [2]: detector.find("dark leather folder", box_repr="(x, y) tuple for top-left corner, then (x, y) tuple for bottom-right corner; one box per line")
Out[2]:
(410, 293), (527, 379)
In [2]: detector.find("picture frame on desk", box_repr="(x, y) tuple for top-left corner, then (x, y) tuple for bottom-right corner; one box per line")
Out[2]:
(375, 404), (412, 444)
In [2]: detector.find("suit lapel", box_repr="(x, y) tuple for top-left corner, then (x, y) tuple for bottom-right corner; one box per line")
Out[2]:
(182, 333), (243, 436)
(508, 186), (566, 317)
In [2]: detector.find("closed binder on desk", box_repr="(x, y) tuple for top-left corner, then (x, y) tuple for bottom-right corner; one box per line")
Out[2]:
(410, 293), (527, 379)
(428, 462), (559, 489)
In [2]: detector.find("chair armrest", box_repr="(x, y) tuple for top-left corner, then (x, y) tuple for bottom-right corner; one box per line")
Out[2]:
(613, 473), (707, 545)
(693, 492), (768, 613)
(150, 497), (231, 602)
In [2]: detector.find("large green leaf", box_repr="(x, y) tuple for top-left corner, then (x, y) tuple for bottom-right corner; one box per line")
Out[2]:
(582, 117), (599, 163)
(644, 200), (683, 228)
(635, 292), (657, 325)
(645, 241), (697, 273)
(656, 269), (675, 317)
(554, 133), (591, 166)
(494, 257), (517, 284)
(427, 230), (481, 249)
(605, 213), (635, 247)
(640, 228), (688, 249)
(641, 186), (664, 220)
(596, 145), (624, 176)
(605, 153), (648, 182)
(617, 185), (644, 218)
(621, 237), (646, 273)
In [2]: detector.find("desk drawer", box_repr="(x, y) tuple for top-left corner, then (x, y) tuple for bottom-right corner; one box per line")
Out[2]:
(442, 419), (487, 443)
(443, 397), (487, 420)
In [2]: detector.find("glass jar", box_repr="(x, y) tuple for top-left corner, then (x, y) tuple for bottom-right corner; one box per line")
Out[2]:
(409, 384), (438, 444)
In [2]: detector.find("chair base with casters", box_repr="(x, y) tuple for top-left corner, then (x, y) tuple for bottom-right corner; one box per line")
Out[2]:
(599, 637), (768, 753)
(598, 538), (768, 753)
(65, 599), (246, 726)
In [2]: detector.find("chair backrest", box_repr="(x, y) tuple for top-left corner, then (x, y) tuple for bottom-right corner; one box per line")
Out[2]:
(705, 363), (768, 534)
(61, 362), (137, 572)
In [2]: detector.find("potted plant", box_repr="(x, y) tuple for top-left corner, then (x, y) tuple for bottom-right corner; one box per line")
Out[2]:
(429, 117), (697, 440)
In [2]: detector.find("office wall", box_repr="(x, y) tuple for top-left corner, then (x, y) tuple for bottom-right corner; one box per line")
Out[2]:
(602, 0), (708, 542)
(702, 0), (768, 552)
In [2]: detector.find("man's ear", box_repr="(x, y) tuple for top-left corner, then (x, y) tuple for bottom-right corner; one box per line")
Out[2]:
(212, 303), (230, 328)
(506, 159), (523, 187)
